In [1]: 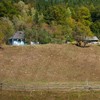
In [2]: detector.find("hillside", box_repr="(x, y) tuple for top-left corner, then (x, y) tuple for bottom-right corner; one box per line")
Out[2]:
(0, 44), (100, 84)
(0, 1), (100, 45)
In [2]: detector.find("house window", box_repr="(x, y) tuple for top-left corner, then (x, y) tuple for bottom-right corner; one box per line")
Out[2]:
(18, 39), (21, 42)
(14, 39), (17, 41)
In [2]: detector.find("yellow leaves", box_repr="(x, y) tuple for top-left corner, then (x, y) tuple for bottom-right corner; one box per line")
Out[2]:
(78, 6), (91, 19)
(77, 6), (92, 27)
(31, 7), (36, 18)
(67, 17), (75, 28)
(76, 21), (93, 37)
(17, 1), (28, 12)
(66, 7), (71, 18)
(0, 17), (15, 43)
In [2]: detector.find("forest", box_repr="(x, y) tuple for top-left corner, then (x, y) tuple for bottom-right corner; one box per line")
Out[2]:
(0, 0), (100, 44)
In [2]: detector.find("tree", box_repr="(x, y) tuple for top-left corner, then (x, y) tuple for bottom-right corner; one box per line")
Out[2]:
(76, 6), (92, 26)
(0, 0), (19, 18)
(73, 22), (93, 47)
(13, 1), (36, 31)
(37, 29), (52, 44)
(0, 17), (15, 44)
(91, 6), (100, 22)
(91, 20), (100, 39)
(90, 5), (100, 38)
(43, 5), (71, 25)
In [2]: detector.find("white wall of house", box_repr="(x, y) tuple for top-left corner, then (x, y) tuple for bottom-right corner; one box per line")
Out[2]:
(12, 39), (24, 46)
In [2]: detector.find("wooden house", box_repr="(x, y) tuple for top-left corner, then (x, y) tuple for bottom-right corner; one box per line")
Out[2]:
(9, 31), (25, 45)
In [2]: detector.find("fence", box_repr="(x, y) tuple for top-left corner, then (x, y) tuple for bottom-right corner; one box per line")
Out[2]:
(0, 82), (100, 91)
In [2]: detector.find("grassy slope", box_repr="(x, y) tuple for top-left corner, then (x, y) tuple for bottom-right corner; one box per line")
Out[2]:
(0, 44), (100, 84)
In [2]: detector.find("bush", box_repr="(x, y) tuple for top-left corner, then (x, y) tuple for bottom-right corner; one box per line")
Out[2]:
(37, 29), (52, 44)
(25, 28), (52, 44)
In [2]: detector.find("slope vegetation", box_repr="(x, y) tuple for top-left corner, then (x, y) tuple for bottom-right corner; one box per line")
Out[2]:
(0, 44), (100, 83)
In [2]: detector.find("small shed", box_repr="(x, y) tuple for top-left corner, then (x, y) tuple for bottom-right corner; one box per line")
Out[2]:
(9, 31), (25, 45)
(85, 36), (99, 42)
(83, 36), (99, 45)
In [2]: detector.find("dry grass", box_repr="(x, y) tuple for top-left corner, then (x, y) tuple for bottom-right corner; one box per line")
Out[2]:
(0, 90), (100, 100)
(0, 44), (100, 84)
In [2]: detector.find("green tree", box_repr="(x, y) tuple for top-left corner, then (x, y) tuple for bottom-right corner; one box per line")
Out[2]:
(73, 22), (93, 47)
(91, 21), (100, 39)
(37, 29), (52, 44)
(43, 5), (71, 25)
(0, 0), (19, 18)
(25, 27), (52, 44)
(13, 1), (36, 30)
(77, 6), (92, 26)
(0, 17), (15, 44)
(90, 5), (100, 38)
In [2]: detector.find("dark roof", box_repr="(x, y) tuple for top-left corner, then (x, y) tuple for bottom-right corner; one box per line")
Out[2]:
(10, 31), (25, 39)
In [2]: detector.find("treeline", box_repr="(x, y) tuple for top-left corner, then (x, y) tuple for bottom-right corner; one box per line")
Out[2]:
(0, 0), (100, 44)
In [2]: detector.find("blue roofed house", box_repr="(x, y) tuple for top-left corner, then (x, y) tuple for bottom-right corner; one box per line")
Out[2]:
(9, 31), (25, 46)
